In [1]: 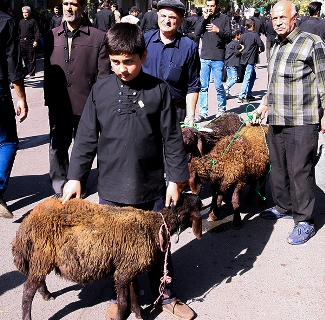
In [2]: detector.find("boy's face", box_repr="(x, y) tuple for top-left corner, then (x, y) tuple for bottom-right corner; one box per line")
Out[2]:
(110, 52), (147, 82)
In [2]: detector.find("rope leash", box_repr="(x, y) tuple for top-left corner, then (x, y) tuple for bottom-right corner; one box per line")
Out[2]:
(154, 211), (172, 306)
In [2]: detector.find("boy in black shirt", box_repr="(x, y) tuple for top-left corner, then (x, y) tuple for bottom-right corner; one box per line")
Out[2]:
(224, 30), (244, 98)
(237, 18), (265, 103)
(62, 23), (195, 320)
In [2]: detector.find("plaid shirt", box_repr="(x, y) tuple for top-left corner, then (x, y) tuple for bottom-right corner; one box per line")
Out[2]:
(265, 28), (325, 126)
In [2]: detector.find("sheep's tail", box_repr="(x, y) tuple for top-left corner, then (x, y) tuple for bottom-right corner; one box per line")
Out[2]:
(12, 225), (32, 275)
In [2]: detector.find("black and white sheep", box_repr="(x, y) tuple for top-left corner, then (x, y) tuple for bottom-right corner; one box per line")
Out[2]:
(12, 194), (202, 320)
(184, 125), (269, 230)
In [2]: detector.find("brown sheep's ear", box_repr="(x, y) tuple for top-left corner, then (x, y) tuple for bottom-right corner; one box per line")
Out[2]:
(191, 211), (202, 239)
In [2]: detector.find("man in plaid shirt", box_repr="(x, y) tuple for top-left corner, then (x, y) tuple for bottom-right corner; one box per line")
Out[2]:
(252, 0), (325, 245)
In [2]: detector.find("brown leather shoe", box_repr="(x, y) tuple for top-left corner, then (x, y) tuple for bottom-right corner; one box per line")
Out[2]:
(106, 302), (118, 320)
(0, 196), (13, 219)
(156, 299), (195, 320)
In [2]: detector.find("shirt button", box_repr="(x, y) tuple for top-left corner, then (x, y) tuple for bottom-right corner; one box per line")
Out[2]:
(119, 92), (122, 95)
(65, 59), (69, 63)
(67, 83), (71, 87)
(132, 92), (137, 95)
(64, 47), (67, 50)
(133, 100), (137, 103)
(118, 109), (122, 113)
(132, 109), (136, 113)
(121, 84), (124, 87)
(118, 100), (122, 103)
(66, 71), (69, 75)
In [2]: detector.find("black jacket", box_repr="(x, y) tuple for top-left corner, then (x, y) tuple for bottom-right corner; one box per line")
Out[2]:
(93, 8), (115, 32)
(239, 30), (264, 65)
(195, 12), (232, 60)
(140, 10), (158, 33)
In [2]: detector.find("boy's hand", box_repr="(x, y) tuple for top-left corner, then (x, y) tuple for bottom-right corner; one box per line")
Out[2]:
(61, 180), (81, 204)
(165, 181), (180, 207)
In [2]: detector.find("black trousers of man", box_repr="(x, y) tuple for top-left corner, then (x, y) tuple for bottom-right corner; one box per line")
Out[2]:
(268, 124), (318, 223)
(20, 39), (36, 77)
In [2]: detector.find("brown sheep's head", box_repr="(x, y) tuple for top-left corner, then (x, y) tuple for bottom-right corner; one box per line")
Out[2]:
(176, 193), (202, 240)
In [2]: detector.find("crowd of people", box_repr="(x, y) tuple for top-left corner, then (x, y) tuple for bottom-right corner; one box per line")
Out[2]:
(2, 0), (325, 319)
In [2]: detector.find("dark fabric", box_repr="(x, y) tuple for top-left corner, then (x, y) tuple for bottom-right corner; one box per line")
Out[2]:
(252, 16), (265, 35)
(20, 38), (36, 76)
(18, 18), (39, 40)
(182, 14), (200, 45)
(142, 30), (200, 102)
(93, 8), (115, 32)
(140, 9), (159, 33)
(268, 125), (318, 223)
(43, 21), (111, 115)
(49, 112), (80, 193)
(67, 72), (189, 204)
(265, 20), (276, 41)
(225, 39), (242, 67)
(239, 30), (264, 65)
(299, 17), (321, 34)
(195, 12), (232, 60)
(312, 19), (325, 40)
(0, 11), (25, 85)
(49, 15), (62, 29)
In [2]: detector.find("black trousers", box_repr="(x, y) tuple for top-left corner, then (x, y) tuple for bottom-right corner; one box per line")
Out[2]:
(49, 111), (81, 194)
(268, 125), (318, 223)
(20, 39), (36, 76)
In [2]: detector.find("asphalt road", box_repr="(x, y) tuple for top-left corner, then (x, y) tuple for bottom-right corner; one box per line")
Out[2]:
(1, 41), (325, 320)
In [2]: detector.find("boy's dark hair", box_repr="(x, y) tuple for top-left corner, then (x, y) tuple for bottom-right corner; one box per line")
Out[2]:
(245, 18), (255, 29)
(253, 9), (260, 17)
(308, 1), (322, 16)
(231, 29), (240, 39)
(151, 1), (158, 9)
(106, 23), (145, 57)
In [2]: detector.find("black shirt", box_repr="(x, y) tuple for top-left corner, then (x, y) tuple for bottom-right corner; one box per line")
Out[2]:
(18, 18), (39, 40)
(0, 11), (24, 85)
(239, 30), (265, 65)
(140, 9), (159, 33)
(49, 15), (62, 29)
(68, 72), (189, 204)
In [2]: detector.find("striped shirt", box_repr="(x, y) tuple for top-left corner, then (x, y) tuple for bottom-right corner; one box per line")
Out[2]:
(265, 28), (325, 126)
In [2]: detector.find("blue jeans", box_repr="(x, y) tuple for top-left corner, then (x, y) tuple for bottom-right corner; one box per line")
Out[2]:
(239, 64), (256, 98)
(0, 85), (18, 195)
(225, 66), (238, 91)
(199, 59), (226, 117)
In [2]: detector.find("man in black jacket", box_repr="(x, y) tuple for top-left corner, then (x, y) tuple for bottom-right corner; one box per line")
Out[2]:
(0, 0), (28, 217)
(182, 7), (200, 45)
(195, 0), (231, 121)
(18, 6), (39, 78)
(140, 0), (159, 33)
(93, 0), (115, 32)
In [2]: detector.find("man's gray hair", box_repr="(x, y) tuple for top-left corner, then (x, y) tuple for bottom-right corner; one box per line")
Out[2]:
(22, 6), (31, 12)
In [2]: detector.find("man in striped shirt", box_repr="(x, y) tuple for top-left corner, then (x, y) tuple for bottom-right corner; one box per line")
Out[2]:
(253, 0), (325, 245)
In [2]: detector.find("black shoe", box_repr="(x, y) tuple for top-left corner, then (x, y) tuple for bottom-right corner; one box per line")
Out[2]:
(0, 195), (13, 218)
(194, 115), (207, 123)
(246, 94), (255, 101)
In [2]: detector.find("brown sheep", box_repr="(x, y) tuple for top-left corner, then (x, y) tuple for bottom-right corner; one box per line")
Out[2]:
(185, 125), (269, 230)
(12, 194), (202, 320)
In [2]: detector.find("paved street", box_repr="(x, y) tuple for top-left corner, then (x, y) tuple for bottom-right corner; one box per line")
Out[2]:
(1, 44), (325, 320)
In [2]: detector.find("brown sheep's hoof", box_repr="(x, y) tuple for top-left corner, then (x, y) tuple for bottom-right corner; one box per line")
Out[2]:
(207, 212), (218, 222)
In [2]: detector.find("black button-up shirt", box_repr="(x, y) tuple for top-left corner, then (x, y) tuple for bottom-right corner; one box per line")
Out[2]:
(68, 72), (189, 204)
(0, 11), (24, 86)
(18, 18), (39, 40)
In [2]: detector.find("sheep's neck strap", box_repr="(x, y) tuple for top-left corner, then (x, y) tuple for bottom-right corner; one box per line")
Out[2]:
(154, 212), (172, 306)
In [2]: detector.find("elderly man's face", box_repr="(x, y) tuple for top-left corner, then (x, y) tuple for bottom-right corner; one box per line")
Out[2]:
(158, 8), (184, 36)
(63, 0), (84, 23)
(22, 9), (30, 19)
(272, 1), (297, 39)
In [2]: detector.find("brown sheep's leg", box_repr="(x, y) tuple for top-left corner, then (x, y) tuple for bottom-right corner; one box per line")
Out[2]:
(22, 277), (44, 320)
(208, 185), (222, 221)
(38, 280), (54, 301)
(129, 277), (142, 319)
(231, 185), (243, 230)
(116, 284), (129, 320)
